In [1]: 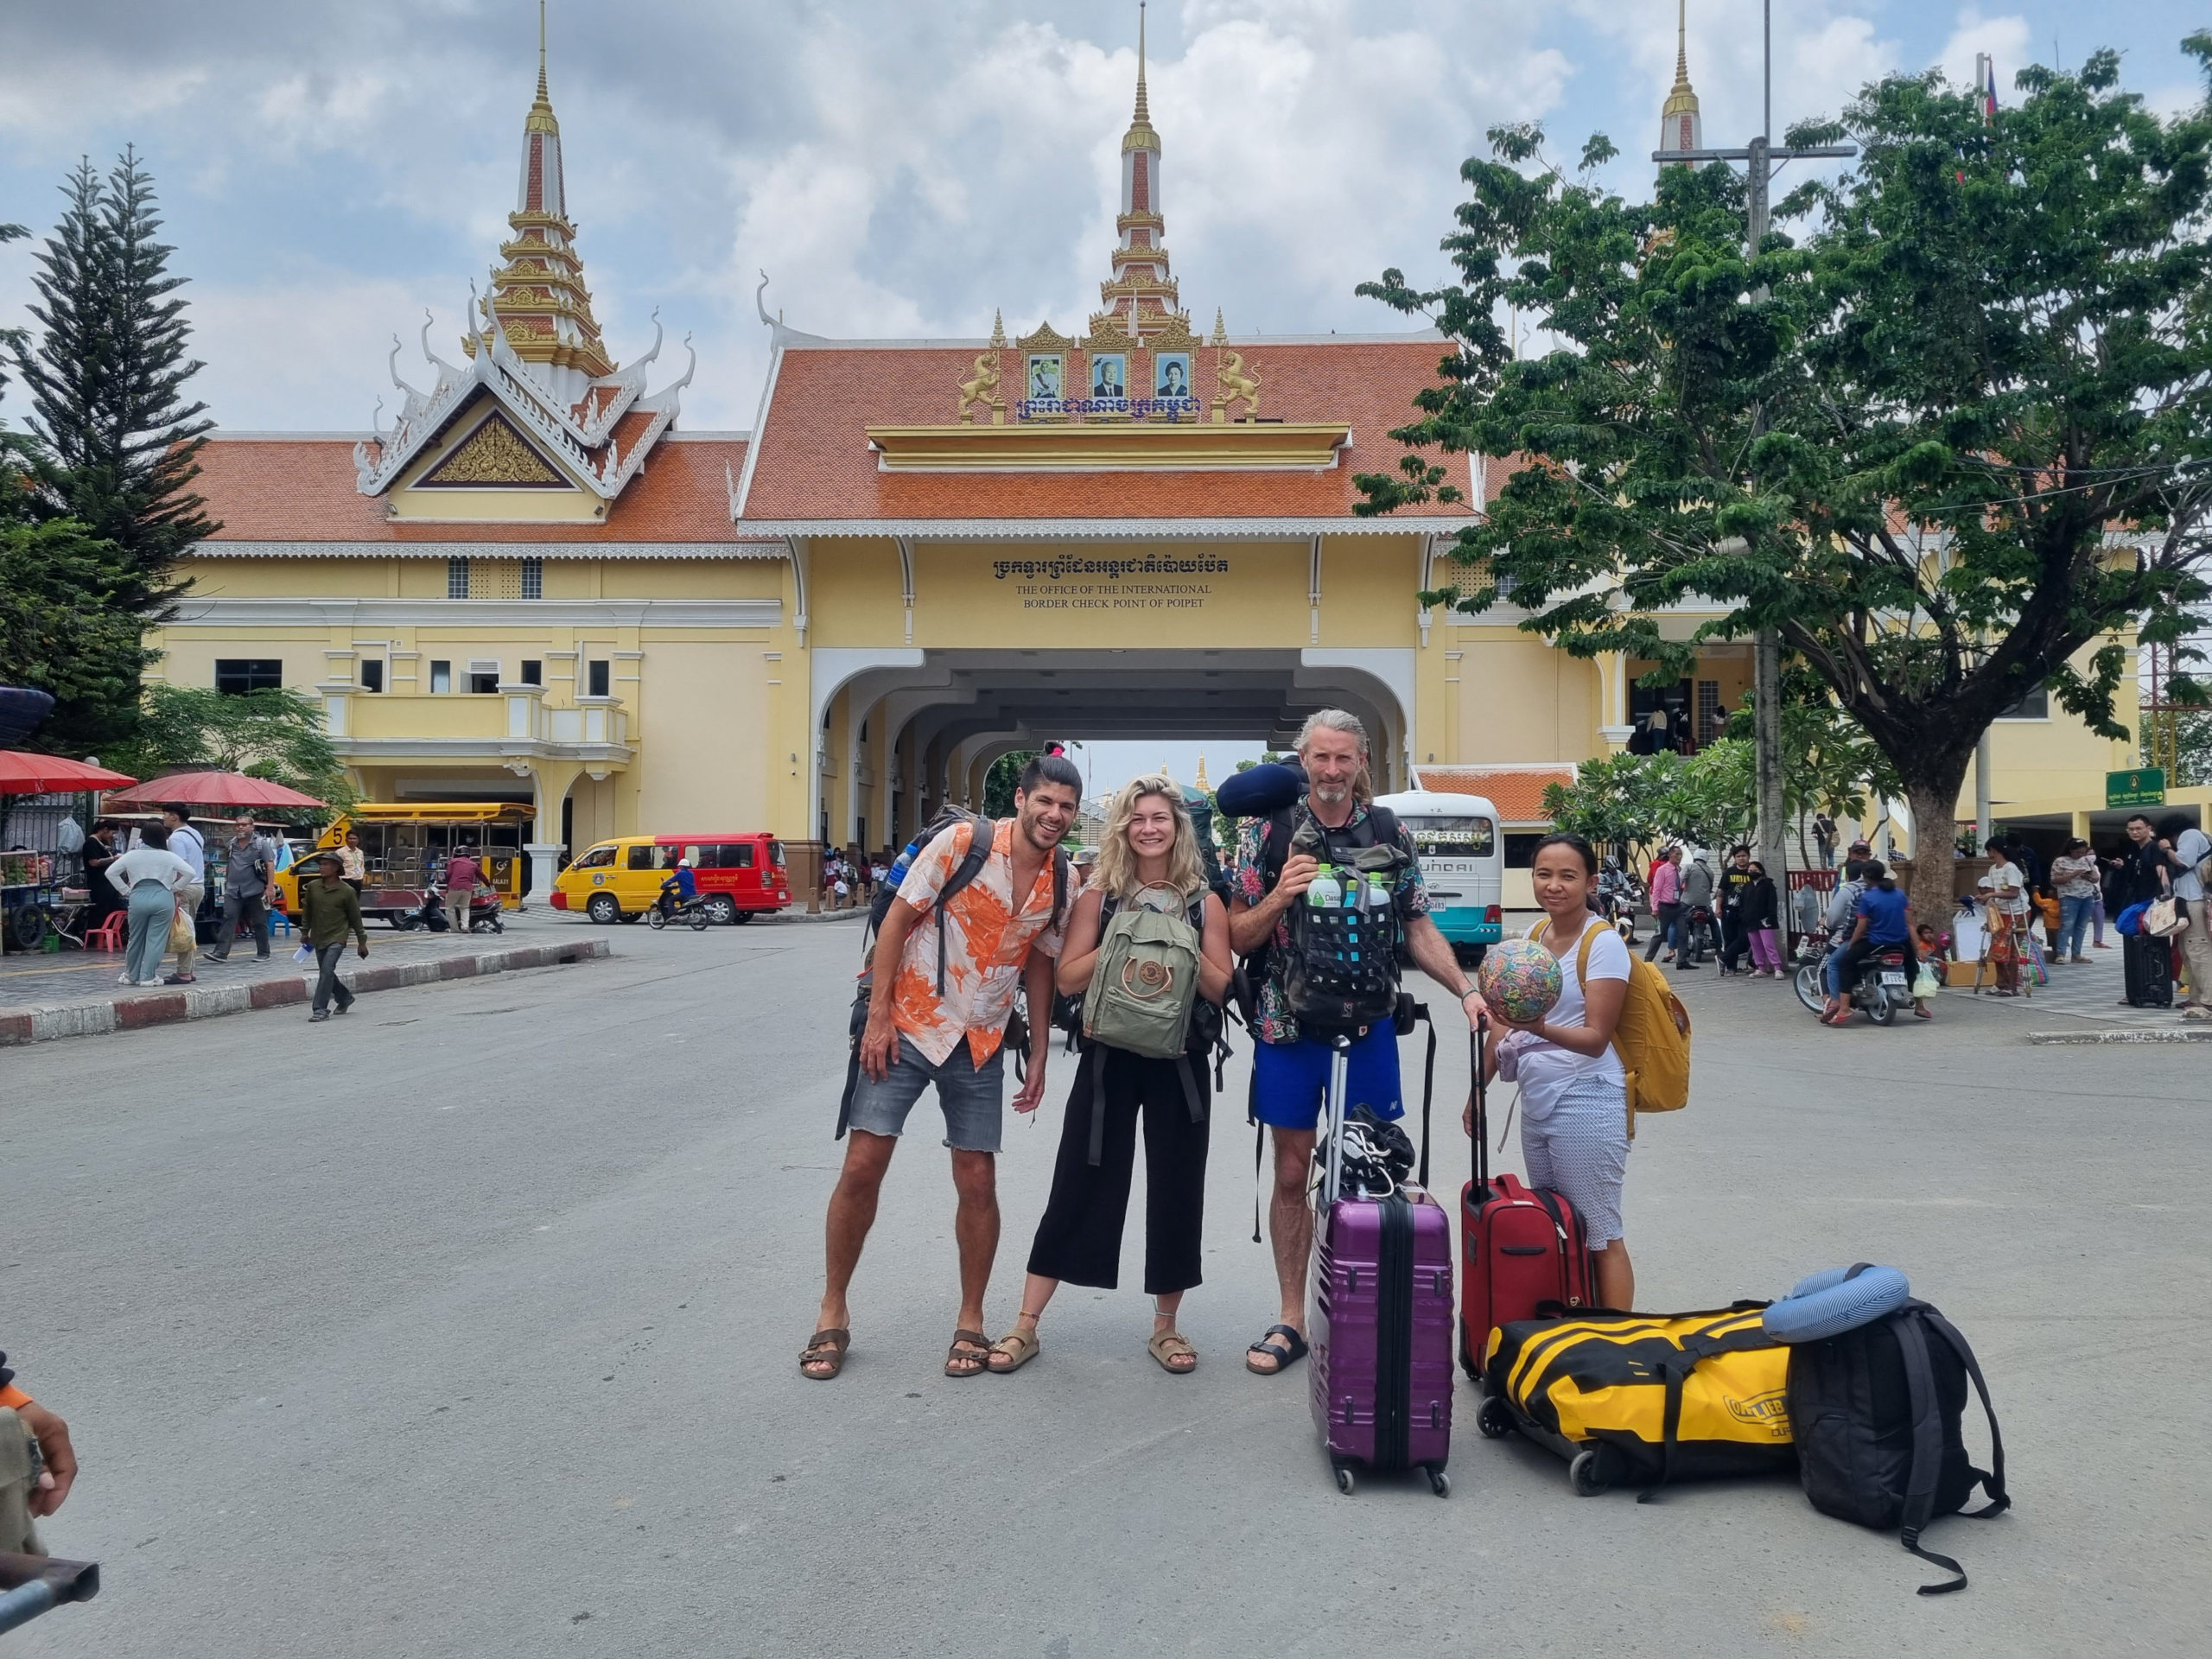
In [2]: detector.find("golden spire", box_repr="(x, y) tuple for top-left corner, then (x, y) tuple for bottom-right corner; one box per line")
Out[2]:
(1663, 0), (1700, 118)
(527, 0), (558, 134)
(1123, 3), (1160, 154)
(1194, 753), (1211, 791)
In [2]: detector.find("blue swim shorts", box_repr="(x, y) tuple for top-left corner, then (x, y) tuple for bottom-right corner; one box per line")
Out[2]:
(1250, 1023), (1403, 1132)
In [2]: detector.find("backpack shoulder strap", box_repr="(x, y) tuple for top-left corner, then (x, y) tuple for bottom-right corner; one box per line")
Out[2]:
(1923, 1309), (2010, 1517)
(1892, 1311), (1972, 1594)
(1260, 806), (1298, 887)
(1363, 804), (1399, 846)
(1052, 845), (1070, 930)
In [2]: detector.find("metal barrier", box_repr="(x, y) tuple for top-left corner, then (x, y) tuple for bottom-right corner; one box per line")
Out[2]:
(0, 1553), (99, 1635)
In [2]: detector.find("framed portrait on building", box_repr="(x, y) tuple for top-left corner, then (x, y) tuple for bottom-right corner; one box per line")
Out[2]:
(1154, 353), (1192, 399)
(1090, 353), (1128, 399)
(1027, 354), (1064, 399)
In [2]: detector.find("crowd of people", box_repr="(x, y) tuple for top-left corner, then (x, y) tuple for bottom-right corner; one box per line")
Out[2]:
(795, 710), (1648, 1383)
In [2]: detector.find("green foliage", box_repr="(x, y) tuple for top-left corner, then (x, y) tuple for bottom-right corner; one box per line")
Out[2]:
(1541, 743), (1754, 855)
(982, 749), (1039, 820)
(109, 685), (353, 822)
(1360, 47), (2212, 912)
(1719, 665), (1903, 842)
(0, 518), (155, 754)
(11, 149), (214, 615)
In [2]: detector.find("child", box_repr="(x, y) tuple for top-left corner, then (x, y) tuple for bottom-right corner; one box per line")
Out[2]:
(1915, 921), (1950, 965)
(2034, 891), (2063, 957)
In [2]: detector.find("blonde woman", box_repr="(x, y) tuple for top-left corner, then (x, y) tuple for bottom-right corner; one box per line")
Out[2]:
(989, 778), (1232, 1376)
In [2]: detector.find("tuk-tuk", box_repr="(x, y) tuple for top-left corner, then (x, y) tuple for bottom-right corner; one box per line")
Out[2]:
(273, 803), (535, 929)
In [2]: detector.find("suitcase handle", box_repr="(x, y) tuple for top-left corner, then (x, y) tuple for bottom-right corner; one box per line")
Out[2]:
(1469, 1015), (1490, 1191)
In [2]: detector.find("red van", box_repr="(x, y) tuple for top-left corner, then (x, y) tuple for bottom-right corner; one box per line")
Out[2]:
(551, 832), (791, 924)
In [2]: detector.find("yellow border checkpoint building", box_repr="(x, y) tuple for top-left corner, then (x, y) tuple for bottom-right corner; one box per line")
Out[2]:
(156, 17), (2175, 906)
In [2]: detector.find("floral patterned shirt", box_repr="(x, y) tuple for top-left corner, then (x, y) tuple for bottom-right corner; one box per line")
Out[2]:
(892, 818), (1065, 1067)
(1228, 800), (1430, 1046)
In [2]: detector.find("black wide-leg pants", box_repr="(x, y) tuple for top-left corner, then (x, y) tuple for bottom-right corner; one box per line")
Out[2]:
(1027, 1046), (1210, 1296)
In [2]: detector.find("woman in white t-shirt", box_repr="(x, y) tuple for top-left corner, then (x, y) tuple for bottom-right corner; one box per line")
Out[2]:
(1475, 833), (1636, 1309)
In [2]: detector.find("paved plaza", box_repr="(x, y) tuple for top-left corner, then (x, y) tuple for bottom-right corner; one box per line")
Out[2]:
(1, 917), (2203, 1657)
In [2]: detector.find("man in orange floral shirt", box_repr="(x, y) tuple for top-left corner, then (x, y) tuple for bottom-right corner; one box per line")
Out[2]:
(802, 754), (1080, 1381)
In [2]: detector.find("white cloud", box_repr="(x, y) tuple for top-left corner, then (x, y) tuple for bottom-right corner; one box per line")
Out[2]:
(1936, 10), (2035, 95)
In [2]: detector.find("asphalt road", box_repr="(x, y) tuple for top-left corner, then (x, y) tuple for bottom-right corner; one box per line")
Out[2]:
(2, 915), (2204, 1657)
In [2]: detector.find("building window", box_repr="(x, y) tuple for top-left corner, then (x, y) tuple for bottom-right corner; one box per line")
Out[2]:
(1696, 680), (1722, 750)
(520, 556), (543, 599)
(359, 660), (385, 694)
(587, 659), (610, 697)
(447, 556), (470, 600)
(1996, 683), (2050, 721)
(214, 659), (283, 695)
(1503, 832), (1544, 869)
(520, 660), (542, 686)
(429, 660), (452, 694)
(467, 658), (501, 695)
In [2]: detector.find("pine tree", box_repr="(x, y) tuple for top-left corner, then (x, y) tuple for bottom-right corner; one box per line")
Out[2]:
(12, 149), (215, 614)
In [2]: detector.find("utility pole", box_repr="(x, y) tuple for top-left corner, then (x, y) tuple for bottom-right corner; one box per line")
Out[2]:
(1655, 0), (1853, 880)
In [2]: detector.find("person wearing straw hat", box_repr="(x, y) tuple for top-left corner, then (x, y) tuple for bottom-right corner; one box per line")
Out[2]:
(297, 851), (370, 1020)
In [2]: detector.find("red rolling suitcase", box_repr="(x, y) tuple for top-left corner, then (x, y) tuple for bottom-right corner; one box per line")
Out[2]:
(1459, 1021), (1597, 1378)
(1307, 1028), (1455, 1497)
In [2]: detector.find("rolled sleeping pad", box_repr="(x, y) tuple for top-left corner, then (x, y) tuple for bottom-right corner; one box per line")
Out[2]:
(1762, 1262), (1912, 1343)
(1213, 760), (1306, 819)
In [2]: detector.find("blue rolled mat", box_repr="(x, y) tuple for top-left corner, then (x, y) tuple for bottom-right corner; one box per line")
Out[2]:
(1763, 1263), (1912, 1342)
(1213, 760), (1306, 818)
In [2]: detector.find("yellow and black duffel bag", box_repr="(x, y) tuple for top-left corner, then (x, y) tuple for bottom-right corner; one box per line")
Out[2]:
(1476, 1304), (1796, 1497)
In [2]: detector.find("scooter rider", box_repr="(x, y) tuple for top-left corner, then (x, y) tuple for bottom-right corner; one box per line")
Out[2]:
(1821, 859), (1929, 1025)
(1226, 709), (1486, 1376)
(656, 858), (700, 921)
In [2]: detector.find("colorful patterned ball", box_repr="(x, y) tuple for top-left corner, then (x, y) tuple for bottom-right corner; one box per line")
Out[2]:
(1477, 938), (1565, 1026)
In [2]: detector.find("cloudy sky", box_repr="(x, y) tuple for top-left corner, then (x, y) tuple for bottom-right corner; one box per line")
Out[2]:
(3, 0), (2207, 443)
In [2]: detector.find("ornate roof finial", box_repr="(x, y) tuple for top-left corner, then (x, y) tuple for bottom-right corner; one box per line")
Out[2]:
(1123, 3), (1160, 155)
(989, 308), (1007, 348)
(527, 0), (557, 136)
(1210, 307), (1227, 345)
(1659, 0), (1703, 163)
(1194, 753), (1211, 792)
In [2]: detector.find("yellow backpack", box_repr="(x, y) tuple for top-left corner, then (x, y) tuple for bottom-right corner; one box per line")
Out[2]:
(1526, 918), (1693, 1133)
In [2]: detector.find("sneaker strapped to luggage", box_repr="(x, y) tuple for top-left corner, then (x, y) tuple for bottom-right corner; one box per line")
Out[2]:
(1765, 1265), (2010, 1594)
(1477, 1305), (1796, 1497)
(1459, 1019), (1596, 1378)
(1307, 1024), (1453, 1497)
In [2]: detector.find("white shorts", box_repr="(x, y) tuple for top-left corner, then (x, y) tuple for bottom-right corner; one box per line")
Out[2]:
(1520, 1076), (1630, 1248)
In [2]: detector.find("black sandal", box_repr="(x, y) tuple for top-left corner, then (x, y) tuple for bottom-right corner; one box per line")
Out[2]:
(1245, 1324), (1308, 1376)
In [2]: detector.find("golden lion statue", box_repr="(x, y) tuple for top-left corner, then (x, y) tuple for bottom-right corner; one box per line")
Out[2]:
(956, 353), (1001, 421)
(1216, 349), (1260, 416)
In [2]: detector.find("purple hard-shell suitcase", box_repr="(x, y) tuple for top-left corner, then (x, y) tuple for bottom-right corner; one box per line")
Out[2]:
(1306, 1028), (1455, 1496)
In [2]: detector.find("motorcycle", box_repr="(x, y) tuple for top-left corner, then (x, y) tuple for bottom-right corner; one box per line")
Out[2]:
(389, 881), (505, 934)
(646, 891), (712, 931)
(1793, 929), (1913, 1025)
(1598, 861), (1643, 943)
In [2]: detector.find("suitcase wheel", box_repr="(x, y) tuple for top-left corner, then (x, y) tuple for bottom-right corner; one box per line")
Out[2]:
(1476, 1395), (1514, 1440)
(1426, 1465), (1452, 1498)
(1333, 1465), (1356, 1497)
(1569, 1448), (1611, 1497)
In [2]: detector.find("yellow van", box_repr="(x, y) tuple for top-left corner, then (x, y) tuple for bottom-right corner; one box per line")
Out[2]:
(550, 831), (791, 925)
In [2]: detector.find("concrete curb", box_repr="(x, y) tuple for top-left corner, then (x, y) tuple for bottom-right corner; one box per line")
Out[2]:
(0, 939), (611, 1048)
(2028, 1026), (2212, 1045)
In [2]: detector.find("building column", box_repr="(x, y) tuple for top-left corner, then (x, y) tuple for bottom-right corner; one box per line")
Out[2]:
(1598, 652), (1635, 753)
(524, 758), (587, 903)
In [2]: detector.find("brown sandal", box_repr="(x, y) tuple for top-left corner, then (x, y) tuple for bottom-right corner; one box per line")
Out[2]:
(1148, 1330), (1197, 1374)
(798, 1326), (850, 1380)
(944, 1328), (991, 1378)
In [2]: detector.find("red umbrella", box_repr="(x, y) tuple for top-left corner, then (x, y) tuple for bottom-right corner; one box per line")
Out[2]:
(105, 771), (327, 810)
(0, 750), (138, 795)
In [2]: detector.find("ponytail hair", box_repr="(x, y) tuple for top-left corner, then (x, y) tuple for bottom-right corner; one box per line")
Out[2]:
(1861, 858), (1895, 890)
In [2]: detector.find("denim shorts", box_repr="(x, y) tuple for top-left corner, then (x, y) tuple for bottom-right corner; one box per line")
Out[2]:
(1250, 1023), (1403, 1132)
(844, 1032), (1006, 1153)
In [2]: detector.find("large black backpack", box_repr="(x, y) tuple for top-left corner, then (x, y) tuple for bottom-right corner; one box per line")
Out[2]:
(835, 810), (1067, 1137)
(1785, 1298), (2010, 1594)
(1255, 802), (1408, 1033)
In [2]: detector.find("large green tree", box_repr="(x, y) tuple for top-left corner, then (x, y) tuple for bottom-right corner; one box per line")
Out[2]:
(12, 149), (213, 614)
(108, 685), (352, 822)
(1358, 47), (2212, 923)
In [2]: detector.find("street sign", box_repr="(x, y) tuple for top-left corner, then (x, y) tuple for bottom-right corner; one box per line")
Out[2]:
(2107, 768), (2166, 808)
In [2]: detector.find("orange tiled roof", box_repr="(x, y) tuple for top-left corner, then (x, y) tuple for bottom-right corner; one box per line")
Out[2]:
(193, 432), (753, 546)
(1414, 764), (1576, 824)
(737, 336), (1488, 526)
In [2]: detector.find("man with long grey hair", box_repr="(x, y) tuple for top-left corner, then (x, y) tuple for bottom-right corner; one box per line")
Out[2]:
(1225, 709), (1485, 1376)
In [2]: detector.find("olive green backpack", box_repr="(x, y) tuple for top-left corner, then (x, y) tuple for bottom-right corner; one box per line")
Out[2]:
(1084, 893), (1205, 1061)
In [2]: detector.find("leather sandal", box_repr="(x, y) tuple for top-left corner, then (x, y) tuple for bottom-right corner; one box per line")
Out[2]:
(987, 1325), (1040, 1373)
(798, 1326), (850, 1380)
(1245, 1324), (1308, 1375)
(1148, 1330), (1197, 1374)
(944, 1328), (991, 1378)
